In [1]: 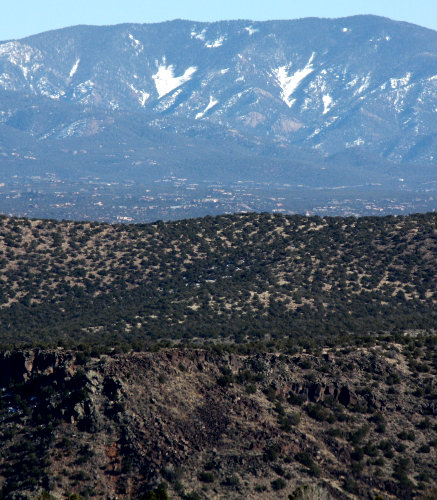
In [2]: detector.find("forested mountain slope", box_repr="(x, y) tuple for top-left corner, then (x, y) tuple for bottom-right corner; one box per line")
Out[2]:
(1, 16), (437, 165)
(1, 16), (437, 192)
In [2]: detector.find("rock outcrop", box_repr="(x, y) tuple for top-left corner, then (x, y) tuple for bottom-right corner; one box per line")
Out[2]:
(0, 346), (435, 500)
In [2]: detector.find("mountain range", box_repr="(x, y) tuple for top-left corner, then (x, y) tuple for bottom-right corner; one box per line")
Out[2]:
(0, 15), (437, 217)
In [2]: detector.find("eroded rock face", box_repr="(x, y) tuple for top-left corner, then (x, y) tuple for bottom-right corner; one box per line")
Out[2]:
(338, 386), (354, 406)
(0, 347), (435, 500)
(0, 350), (35, 385)
(0, 349), (76, 386)
(288, 381), (358, 407)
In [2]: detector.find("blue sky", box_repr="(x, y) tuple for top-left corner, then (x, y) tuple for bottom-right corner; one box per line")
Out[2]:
(2, 0), (437, 40)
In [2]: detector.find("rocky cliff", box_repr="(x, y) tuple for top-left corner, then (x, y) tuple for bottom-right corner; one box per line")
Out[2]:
(0, 343), (436, 499)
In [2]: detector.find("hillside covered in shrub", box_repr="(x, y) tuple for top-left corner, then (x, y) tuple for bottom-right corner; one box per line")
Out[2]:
(0, 212), (435, 348)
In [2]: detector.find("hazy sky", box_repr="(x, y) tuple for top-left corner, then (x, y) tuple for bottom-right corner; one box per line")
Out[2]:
(2, 0), (437, 40)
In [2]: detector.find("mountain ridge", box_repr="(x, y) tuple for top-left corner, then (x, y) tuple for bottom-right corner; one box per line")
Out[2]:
(2, 15), (437, 161)
(0, 15), (437, 219)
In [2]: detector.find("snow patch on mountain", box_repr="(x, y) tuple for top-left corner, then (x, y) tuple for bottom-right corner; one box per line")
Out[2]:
(245, 26), (259, 36)
(387, 78), (414, 111)
(72, 80), (95, 102)
(355, 74), (371, 95)
(109, 100), (119, 110)
(322, 95), (333, 114)
(346, 76), (359, 89)
(205, 36), (226, 48)
(191, 29), (206, 41)
(57, 119), (89, 138)
(195, 96), (218, 119)
(390, 72), (412, 89)
(69, 59), (80, 78)
(0, 42), (43, 84)
(155, 88), (183, 111)
(128, 34), (140, 47)
(325, 115), (339, 126)
(37, 77), (65, 100)
(128, 83), (149, 107)
(0, 42), (35, 64)
(309, 127), (321, 138)
(346, 138), (365, 148)
(0, 73), (13, 90)
(128, 34), (143, 54)
(76, 80), (94, 94)
(274, 53), (315, 108)
(152, 61), (197, 98)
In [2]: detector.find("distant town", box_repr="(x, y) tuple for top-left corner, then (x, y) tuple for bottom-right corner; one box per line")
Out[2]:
(0, 174), (436, 223)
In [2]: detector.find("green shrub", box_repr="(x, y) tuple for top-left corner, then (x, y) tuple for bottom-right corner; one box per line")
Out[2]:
(264, 386), (277, 402)
(162, 466), (183, 483)
(222, 475), (240, 487)
(397, 430), (415, 441)
(254, 484), (267, 492)
(295, 451), (320, 477)
(393, 457), (413, 488)
(305, 403), (329, 422)
(263, 443), (280, 462)
(378, 440), (394, 458)
(371, 412), (386, 433)
(343, 478), (359, 495)
(35, 493), (55, 500)
(351, 447), (364, 462)
(141, 483), (170, 500)
(245, 383), (256, 394)
(70, 471), (90, 481)
(326, 427), (343, 438)
(279, 411), (300, 432)
(363, 442), (378, 457)
(351, 461), (363, 477)
(288, 392), (303, 406)
(184, 492), (201, 500)
(417, 417), (431, 430)
(417, 444), (430, 453)
(350, 424), (370, 445)
(394, 441), (406, 452)
(375, 422), (386, 433)
(217, 373), (233, 387)
(271, 477), (287, 490)
(198, 471), (214, 483)
(275, 402), (285, 416)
